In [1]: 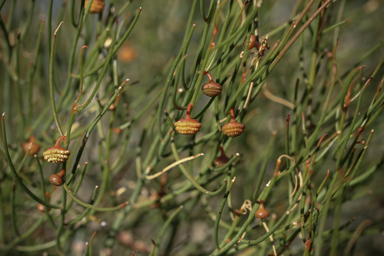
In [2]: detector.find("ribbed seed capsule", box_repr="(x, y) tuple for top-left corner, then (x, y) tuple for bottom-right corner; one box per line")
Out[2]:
(202, 71), (222, 97)
(202, 82), (222, 97)
(43, 148), (70, 163)
(222, 108), (245, 137)
(85, 0), (105, 13)
(174, 104), (202, 135)
(43, 136), (70, 164)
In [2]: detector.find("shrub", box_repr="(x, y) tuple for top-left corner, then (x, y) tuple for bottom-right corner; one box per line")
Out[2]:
(0, 0), (383, 255)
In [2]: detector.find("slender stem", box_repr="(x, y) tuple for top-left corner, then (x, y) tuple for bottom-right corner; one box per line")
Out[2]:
(1, 114), (60, 209)
(63, 184), (128, 212)
(214, 177), (235, 250)
(35, 157), (57, 229)
(153, 206), (183, 256)
(77, 22), (118, 111)
(253, 132), (276, 201)
(170, 135), (226, 196)
(11, 182), (20, 237)
(89, 231), (97, 256)
(49, 22), (65, 136)
(212, 153), (240, 172)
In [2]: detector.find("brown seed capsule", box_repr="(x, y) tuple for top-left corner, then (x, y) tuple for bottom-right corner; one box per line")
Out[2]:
(43, 136), (70, 164)
(36, 193), (51, 212)
(174, 104), (202, 135)
(36, 203), (47, 213)
(202, 71), (222, 97)
(49, 169), (65, 186)
(85, 0), (105, 13)
(222, 108), (245, 137)
(255, 199), (270, 219)
(118, 43), (137, 63)
(214, 146), (230, 167)
(22, 135), (41, 155)
(243, 34), (260, 50)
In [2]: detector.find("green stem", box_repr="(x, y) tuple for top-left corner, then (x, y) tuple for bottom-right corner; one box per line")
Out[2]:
(35, 157), (57, 229)
(89, 231), (97, 256)
(1, 114), (60, 209)
(153, 206), (183, 256)
(63, 184), (127, 212)
(49, 22), (65, 136)
(253, 132), (276, 201)
(171, 135), (226, 196)
(214, 177), (235, 250)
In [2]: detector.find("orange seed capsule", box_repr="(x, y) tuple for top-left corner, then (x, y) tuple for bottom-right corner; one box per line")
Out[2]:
(22, 135), (41, 155)
(118, 43), (137, 63)
(222, 108), (245, 137)
(43, 136), (70, 164)
(214, 146), (230, 167)
(202, 71), (222, 97)
(85, 0), (105, 14)
(255, 199), (270, 219)
(174, 104), (202, 135)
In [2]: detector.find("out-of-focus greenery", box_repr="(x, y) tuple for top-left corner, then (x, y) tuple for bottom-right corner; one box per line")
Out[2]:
(0, 0), (384, 255)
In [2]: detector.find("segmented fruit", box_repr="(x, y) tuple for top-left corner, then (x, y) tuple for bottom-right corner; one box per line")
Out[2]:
(43, 147), (70, 163)
(43, 136), (70, 164)
(174, 104), (202, 135)
(202, 71), (222, 97)
(222, 108), (245, 137)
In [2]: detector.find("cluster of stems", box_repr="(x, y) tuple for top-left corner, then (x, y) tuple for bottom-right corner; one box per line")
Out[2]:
(0, 0), (383, 255)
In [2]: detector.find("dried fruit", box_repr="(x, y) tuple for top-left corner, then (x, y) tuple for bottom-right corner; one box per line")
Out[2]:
(43, 136), (70, 164)
(222, 108), (245, 137)
(255, 199), (270, 219)
(243, 34), (260, 50)
(202, 71), (222, 97)
(49, 169), (65, 186)
(22, 135), (41, 155)
(174, 104), (202, 135)
(85, 0), (105, 14)
(214, 146), (230, 167)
